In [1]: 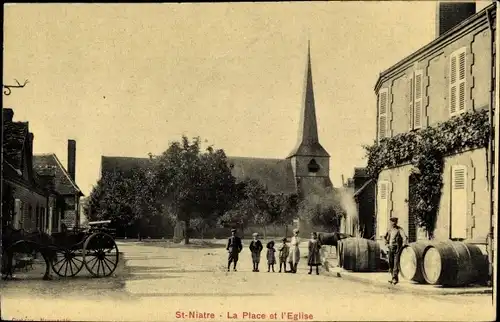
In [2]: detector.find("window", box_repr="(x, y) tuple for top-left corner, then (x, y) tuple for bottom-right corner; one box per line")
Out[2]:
(377, 181), (391, 237)
(449, 47), (467, 116)
(450, 165), (467, 239)
(307, 159), (320, 173)
(378, 88), (389, 140)
(408, 70), (424, 130)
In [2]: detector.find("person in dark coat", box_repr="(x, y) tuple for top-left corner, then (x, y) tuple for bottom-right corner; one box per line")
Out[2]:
(226, 229), (243, 272)
(249, 233), (263, 272)
(307, 232), (322, 275)
(384, 217), (408, 284)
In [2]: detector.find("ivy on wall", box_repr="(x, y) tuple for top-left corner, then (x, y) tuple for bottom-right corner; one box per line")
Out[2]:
(364, 109), (490, 237)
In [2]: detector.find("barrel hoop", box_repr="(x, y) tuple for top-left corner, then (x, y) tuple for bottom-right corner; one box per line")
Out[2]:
(421, 244), (440, 284)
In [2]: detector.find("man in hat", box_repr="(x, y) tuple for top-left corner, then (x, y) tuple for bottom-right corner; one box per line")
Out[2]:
(384, 217), (408, 284)
(226, 229), (243, 272)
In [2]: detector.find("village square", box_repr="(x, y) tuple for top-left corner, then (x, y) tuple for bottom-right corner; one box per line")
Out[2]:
(1, 2), (498, 322)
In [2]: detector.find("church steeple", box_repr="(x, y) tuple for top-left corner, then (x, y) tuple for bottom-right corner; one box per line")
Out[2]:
(287, 41), (330, 158)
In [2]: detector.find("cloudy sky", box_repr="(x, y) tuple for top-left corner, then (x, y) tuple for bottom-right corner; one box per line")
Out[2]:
(3, 1), (493, 195)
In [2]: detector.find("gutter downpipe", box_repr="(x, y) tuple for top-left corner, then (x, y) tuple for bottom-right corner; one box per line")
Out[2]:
(493, 1), (499, 309)
(486, 5), (495, 292)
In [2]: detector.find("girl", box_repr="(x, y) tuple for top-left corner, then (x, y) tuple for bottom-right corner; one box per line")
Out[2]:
(287, 229), (301, 273)
(266, 241), (276, 272)
(278, 238), (289, 273)
(249, 233), (263, 272)
(308, 232), (322, 275)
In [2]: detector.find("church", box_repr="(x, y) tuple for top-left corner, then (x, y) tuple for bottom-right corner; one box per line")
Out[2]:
(100, 44), (334, 237)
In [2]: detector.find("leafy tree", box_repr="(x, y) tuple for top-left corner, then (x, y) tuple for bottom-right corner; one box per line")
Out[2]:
(152, 136), (237, 244)
(267, 193), (299, 237)
(298, 187), (344, 232)
(86, 165), (160, 235)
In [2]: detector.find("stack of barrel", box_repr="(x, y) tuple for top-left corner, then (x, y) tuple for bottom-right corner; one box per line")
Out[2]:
(398, 240), (489, 287)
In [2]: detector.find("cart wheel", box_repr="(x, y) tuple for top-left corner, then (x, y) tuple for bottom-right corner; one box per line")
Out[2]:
(82, 232), (119, 278)
(51, 248), (84, 277)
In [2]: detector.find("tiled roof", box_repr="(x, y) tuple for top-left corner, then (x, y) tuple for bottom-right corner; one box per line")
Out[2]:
(100, 155), (297, 195)
(100, 156), (153, 176)
(33, 154), (83, 196)
(353, 167), (369, 178)
(227, 157), (297, 194)
(3, 121), (28, 169)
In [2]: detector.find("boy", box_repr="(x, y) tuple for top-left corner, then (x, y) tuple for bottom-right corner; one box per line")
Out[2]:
(278, 238), (289, 273)
(249, 233), (263, 272)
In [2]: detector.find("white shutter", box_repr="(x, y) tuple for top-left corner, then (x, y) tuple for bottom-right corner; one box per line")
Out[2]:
(14, 199), (21, 229)
(457, 50), (466, 112)
(378, 89), (389, 140)
(378, 181), (389, 238)
(449, 47), (467, 116)
(449, 53), (458, 115)
(451, 165), (467, 239)
(408, 74), (414, 130)
(414, 70), (423, 129)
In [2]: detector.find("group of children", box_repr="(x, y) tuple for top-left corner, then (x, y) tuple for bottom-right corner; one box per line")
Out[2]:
(248, 231), (323, 274)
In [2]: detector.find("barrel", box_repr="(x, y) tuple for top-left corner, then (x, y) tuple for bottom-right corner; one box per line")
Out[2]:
(422, 241), (489, 286)
(398, 241), (432, 284)
(340, 237), (380, 272)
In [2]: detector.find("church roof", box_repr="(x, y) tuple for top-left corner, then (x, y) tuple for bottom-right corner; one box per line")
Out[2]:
(100, 155), (297, 195)
(287, 41), (330, 159)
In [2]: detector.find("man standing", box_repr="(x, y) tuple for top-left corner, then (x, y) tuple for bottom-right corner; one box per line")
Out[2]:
(226, 228), (242, 272)
(384, 217), (408, 285)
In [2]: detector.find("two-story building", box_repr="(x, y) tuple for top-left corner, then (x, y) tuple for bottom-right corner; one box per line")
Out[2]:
(373, 2), (496, 266)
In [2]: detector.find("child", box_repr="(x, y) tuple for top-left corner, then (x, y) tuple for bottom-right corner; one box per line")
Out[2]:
(266, 241), (276, 272)
(249, 233), (263, 272)
(278, 237), (289, 273)
(308, 232), (322, 275)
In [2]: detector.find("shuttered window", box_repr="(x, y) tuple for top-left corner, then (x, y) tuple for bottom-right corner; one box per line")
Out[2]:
(408, 70), (424, 130)
(378, 88), (389, 140)
(378, 181), (390, 237)
(449, 48), (467, 116)
(450, 165), (467, 239)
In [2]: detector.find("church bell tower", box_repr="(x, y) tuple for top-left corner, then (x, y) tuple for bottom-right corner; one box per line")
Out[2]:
(287, 41), (332, 199)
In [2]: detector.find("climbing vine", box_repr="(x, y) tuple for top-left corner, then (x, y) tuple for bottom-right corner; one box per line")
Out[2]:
(364, 109), (490, 237)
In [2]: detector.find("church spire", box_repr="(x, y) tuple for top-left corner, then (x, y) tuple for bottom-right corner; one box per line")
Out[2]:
(287, 41), (330, 158)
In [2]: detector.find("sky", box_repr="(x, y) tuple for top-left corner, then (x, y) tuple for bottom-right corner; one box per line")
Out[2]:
(3, 1), (493, 196)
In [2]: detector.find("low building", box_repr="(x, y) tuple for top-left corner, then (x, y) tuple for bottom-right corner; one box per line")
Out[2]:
(33, 140), (84, 232)
(2, 108), (54, 233)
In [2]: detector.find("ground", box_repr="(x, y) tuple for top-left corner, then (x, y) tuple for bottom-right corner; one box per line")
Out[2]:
(0, 239), (495, 322)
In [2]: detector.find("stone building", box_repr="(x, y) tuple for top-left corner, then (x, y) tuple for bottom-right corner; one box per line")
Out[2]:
(373, 2), (496, 268)
(100, 44), (335, 238)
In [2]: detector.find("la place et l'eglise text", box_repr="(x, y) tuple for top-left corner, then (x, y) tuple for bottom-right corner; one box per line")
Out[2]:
(175, 311), (314, 320)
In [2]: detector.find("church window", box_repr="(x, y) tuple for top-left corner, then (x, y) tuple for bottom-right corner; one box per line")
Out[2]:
(308, 159), (320, 173)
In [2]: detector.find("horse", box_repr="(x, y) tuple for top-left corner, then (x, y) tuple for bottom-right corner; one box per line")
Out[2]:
(1, 227), (56, 280)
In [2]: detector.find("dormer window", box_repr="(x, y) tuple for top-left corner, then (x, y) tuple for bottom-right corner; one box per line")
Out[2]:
(308, 159), (320, 173)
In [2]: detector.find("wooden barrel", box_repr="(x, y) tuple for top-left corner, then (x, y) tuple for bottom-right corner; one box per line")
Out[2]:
(341, 237), (380, 272)
(422, 241), (489, 286)
(398, 241), (431, 284)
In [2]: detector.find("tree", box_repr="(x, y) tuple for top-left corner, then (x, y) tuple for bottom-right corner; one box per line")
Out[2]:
(267, 193), (299, 237)
(298, 187), (344, 232)
(86, 165), (160, 236)
(152, 136), (237, 244)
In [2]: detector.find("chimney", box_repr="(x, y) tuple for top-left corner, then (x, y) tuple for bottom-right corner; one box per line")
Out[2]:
(3, 108), (14, 122)
(68, 139), (76, 181)
(436, 2), (476, 37)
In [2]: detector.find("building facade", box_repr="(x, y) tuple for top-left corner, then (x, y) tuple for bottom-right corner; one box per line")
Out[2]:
(373, 1), (496, 262)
